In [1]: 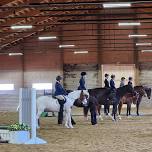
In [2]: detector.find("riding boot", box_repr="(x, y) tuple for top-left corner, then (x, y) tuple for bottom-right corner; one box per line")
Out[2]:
(58, 100), (65, 124)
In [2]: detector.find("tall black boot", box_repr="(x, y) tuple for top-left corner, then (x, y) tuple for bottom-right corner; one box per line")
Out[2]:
(58, 102), (64, 124)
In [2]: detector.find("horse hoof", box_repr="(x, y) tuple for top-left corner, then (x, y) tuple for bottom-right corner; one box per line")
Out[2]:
(98, 115), (103, 121)
(65, 124), (70, 128)
(118, 115), (122, 120)
(108, 113), (111, 117)
(69, 125), (74, 129)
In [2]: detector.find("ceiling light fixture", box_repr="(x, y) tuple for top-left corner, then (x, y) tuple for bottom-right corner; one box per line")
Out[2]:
(9, 53), (23, 56)
(74, 51), (88, 54)
(59, 45), (75, 48)
(38, 36), (57, 40)
(136, 43), (151, 46)
(11, 25), (33, 29)
(118, 22), (141, 26)
(141, 50), (152, 53)
(128, 34), (147, 38)
(103, 3), (131, 8)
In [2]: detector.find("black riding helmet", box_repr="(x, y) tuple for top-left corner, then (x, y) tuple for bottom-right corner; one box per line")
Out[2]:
(111, 74), (115, 79)
(121, 77), (125, 80)
(56, 75), (62, 81)
(105, 73), (109, 77)
(81, 72), (86, 76)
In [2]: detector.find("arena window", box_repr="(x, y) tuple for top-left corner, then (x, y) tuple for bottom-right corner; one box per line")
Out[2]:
(32, 83), (52, 90)
(0, 84), (14, 90)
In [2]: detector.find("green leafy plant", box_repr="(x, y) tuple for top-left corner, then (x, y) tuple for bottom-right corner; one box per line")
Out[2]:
(7, 123), (30, 131)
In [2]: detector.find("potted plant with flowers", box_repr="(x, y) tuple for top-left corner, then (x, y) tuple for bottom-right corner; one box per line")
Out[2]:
(8, 123), (30, 144)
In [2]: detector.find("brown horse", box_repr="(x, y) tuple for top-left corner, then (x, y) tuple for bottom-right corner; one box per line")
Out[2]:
(118, 86), (151, 117)
(134, 86), (151, 116)
(118, 92), (139, 117)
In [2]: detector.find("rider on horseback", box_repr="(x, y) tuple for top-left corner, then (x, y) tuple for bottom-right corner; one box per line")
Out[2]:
(55, 75), (68, 124)
(120, 77), (125, 87)
(110, 74), (116, 91)
(104, 73), (110, 88)
(128, 77), (133, 87)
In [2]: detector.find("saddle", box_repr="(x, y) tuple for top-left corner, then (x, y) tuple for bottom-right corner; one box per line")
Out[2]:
(51, 95), (66, 105)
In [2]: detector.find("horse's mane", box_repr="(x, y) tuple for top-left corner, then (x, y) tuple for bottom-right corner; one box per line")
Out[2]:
(88, 87), (107, 91)
(68, 90), (89, 99)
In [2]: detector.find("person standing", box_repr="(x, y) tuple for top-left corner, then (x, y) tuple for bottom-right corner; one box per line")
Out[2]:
(78, 72), (88, 120)
(120, 77), (125, 87)
(104, 73), (110, 88)
(54, 75), (67, 124)
(78, 72), (87, 90)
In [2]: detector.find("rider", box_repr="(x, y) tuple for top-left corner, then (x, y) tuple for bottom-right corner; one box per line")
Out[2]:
(78, 72), (87, 90)
(104, 73), (110, 88)
(128, 77), (133, 87)
(110, 74), (116, 91)
(120, 77), (125, 87)
(55, 75), (67, 124)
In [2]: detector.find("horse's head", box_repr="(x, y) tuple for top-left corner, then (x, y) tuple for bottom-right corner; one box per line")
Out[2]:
(79, 90), (89, 106)
(144, 87), (151, 99)
(72, 90), (89, 107)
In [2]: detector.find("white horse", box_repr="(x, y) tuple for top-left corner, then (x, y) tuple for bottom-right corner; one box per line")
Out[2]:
(36, 90), (89, 128)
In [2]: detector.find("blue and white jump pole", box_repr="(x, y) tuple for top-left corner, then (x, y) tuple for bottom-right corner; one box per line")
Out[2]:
(19, 88), (47, 144)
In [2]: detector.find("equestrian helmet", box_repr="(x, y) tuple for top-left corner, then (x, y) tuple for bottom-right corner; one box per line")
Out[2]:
(56, 75), (62, 81)
(111, 74), (115, 79)
(105, 73), (109, 77)
(81, 72), (86, 76)
(121, 77), (125, 80)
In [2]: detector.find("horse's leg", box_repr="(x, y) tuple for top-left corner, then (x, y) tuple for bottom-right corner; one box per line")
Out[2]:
(97, 104), (101, 116)
(64, 110), (70, 128)
(71, 116), (76, 125)
(129, 102), (131, 116)
(36, 108), (44, 128)
(136, 102), (140, 116)
(118, 102), (122, 120)
(107, 104), (110, 114)
(67, 108), (73, 128)
(104, 101), (107, 114)
(111, 103), (116, 121)
(126, 103), (129, 116)
(118, 102), (123, 115)
(97, 105), (103, 121)
(83, 106), (89, 120)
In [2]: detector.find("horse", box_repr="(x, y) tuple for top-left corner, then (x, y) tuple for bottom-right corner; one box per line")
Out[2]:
(87, 87), (111, 120)
(88, 85), (134, 121)
(118, 92), (139, 117)
(36, 90), (89, 128)
(134, 86), (151, 116)
(118, 86), (151, 117)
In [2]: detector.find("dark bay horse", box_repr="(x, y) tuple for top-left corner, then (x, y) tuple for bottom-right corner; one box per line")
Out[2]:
(118, 86), (151, 117)
(88, 85), (134, 121)
(134, 86), (151, 116)
(118, 92), (139, 117)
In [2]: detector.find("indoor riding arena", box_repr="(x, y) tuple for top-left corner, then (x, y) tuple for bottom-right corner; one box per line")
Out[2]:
(0, 0), (152, 152)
